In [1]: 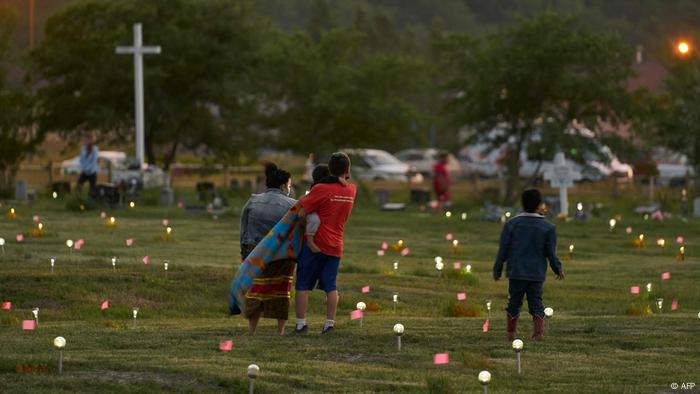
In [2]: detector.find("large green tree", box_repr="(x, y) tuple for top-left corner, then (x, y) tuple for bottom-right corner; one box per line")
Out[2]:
(29, 0), (268, 169)
(256, 27), (427, 154)
(0, 5), (36, 196)
(439, 12), (637, 203)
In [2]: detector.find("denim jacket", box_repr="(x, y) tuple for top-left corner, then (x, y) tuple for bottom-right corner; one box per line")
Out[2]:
(240, 189), (296, 254)
(493, 213), (563, 282)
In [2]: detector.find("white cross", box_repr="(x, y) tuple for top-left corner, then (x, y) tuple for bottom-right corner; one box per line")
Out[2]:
(543, 152), (581, 216)
(116, 23), (161, 169)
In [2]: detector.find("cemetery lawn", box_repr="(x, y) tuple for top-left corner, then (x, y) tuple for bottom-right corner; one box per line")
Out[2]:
(0, 196), (699, 393)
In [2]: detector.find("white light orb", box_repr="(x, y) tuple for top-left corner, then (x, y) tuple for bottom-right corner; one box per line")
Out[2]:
(512, 339), (524, 351)
(434, 256), (443, 264)
(478, 370), (491, 384)
(646, 283), (652, 292)
(544, 307), (554, 318)
(576, 202), (583, 212)
(133, 307), (139, 319)
(356, 302), (366, 311)
(66, 239), (74, 248)
(435, 261), (444, 271)
(486, 300), (492, 311)
(0, 238), (4, 246)
(247, 364), (260, 378)
(52, 191), (58, 199)
(393, 261), (399, 270)
(393, 294), (398, 303)
(465, 264), (472, 273)
(609, 218), (616, 228)
(461, 212), (467, 220)
(53, 336), (66, 349)
(393, 323), (404, 335)
(445, 211), (452, 218)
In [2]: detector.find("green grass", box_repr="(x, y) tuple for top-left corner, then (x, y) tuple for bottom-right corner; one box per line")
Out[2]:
(0, 192), (699, 393)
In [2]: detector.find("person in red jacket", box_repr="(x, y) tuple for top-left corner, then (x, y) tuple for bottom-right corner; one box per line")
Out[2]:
(433, 151), (451, 209)
(293, 152), (356, 335)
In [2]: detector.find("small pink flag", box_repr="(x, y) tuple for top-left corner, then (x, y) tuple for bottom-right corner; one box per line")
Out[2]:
(219, 340), (233, 352)
(32, 215), (40, 222)
(676, 236), (685, 244)
(400, 248), (410, 257)
(22, 320), (36, 330)
(163, 219), (169, 227)
(361, 286), (370, 293)
(482, 319), (489, 333)
(1, 301), (11, 310)
(433, 353), (449, 365)
(350, 309), (363, 320)
(126, 238), (134, 247)
(74, 240), (84, 250)
(142, 256), (150, 265)
(625, 226), (633, 234)
(630, 286), (640, 294)
(445, 233), (453, 241)
(457, 292), (467, 301)
(377, 250), (385, 256)
(101, 300), (109, 310)
(100, 212), (107, 219)
(453, 262), (461, 270)
(671, 299), (678, 310)
(16, 234), (24, 242)
(381, 242), (388, 250)
(661, 272), (670, 280)
(177, 202), (184, 209)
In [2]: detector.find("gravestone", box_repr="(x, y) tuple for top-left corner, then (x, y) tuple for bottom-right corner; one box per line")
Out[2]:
(15, 180), (28, 200)
(543, 152), (581, 216)
(693, 197), (700, 218)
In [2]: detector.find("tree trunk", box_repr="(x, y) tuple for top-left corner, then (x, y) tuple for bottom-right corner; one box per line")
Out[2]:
(145, 131), (156, 166)
(163, 141), (178, 172)
(503, 128), (526, 205)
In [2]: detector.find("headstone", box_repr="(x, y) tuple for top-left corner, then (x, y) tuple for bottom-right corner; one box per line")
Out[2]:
(693, 197), (700, 218)
(160, 188), (174, 206)
(543, 153), (581, 216)
(15, 180), (28, 200)
(409, 189), (431, 204)
(374, 189), (390, 205)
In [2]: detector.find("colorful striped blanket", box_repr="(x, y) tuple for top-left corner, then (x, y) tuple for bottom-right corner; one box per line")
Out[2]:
(228, 203), (304, 315)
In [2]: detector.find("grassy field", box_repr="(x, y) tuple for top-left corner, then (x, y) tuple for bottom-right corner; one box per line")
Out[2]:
(0, 189), (699, 393)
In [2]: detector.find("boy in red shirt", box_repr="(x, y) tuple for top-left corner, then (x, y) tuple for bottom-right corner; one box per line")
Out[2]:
(294, 152), (356, 334)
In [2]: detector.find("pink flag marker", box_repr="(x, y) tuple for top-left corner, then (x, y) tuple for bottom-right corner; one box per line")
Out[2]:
(1, 301), (11, 310)
(126, 238), (134, 247)
(625, 226), (633, 234)
(381, 242), (388, 250)
(32, 215), (40, 222)
(482, 319), (490, 333)
(661, 272), (670, 280)
(433, 353), (449, 365)
(630, 286), (640, 294)
(453, 262), (461, 270)
(101, 300), (109, 310)
(457, 292), (467, 301)
(142, 256), (150, 265)
(400, 247), (410, 257)
(676, 236), (685, 244)
(445, 233), (453, 241)
(219, 340), (233, 352)
(350, 309), (363, 320)
(377, 250), (385, 257)
(671, 299), (678, 311)
(16, 234), (24, 242)
(22, 320), (36, 330)
(100, 211), (107, 219)
(361, 286), (370, 293)
(162, 219), (169, 227)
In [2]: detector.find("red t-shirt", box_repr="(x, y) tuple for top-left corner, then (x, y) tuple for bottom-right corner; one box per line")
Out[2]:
(300, 182), (356, 257)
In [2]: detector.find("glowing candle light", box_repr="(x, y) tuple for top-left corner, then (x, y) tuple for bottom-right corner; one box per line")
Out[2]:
(129, 201), (136, 209)
(52, 191), (58, 199)
(576, 202), (583, 212)
(393, 261), (399, 270)
(38, 223), (44, 231)
(678, 246), (686, 261)
(461, 212), (467, 220)
(609, 218), (616, 230)
(32, 307), (39, 326)
(505, 211), (511, 218)
(656, 298), (664, 312)
(512, 339), (524, 374)
(8, 207), (16, 219)
(133, 307), (139, 327)
(646, 283), (652, 293)
(478, 370), (492, 394)
(66, 240), (74, 255)
(393, 323), (404, 351)
(465, 264), (472, 273)
(50, 257), (55, 273)
(166, 227), (172, 235)
(0, 237), (4, 254)
(111, 256), (117, 271)
(53, 336), (66, 374)
(568, 244), (574, 260)
(445, 211), (452, 218)
(452, 239), (459, 248)
(656, 238), (666, 247)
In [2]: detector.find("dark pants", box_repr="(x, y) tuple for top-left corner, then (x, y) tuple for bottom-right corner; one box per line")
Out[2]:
(77, 172), (97, 192)
(506, 279), (544, 319)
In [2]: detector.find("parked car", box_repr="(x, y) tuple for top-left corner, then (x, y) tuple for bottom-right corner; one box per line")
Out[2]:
(394, 148), (462, 178)
(61, 151), (127, 175)
(652, 148), (694, 185)
(458, 127), (634, 182)
(343, 149), (410, 182)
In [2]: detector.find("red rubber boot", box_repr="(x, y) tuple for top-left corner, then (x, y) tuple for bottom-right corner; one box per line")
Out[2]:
(532, 315), (545, 341)
(507, 314), (518, 342)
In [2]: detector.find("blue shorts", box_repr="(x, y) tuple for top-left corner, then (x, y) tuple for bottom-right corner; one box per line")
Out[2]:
(295, 243), (341, 292)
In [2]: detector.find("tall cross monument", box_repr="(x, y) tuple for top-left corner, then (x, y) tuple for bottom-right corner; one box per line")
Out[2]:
(116, 23), (161, 169)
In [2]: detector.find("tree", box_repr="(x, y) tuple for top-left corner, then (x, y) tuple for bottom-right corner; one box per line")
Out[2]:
(0, 5), (37, 196)
(29, 0), (268, 169)
(656, 52), (700, 191)
(255, 27), (427, 155)
(439, 12), (637, 203)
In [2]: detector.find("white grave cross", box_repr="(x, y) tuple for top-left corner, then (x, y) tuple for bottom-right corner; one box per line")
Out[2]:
(543, 152), (581, 216)
(116, 23), (161, 169)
